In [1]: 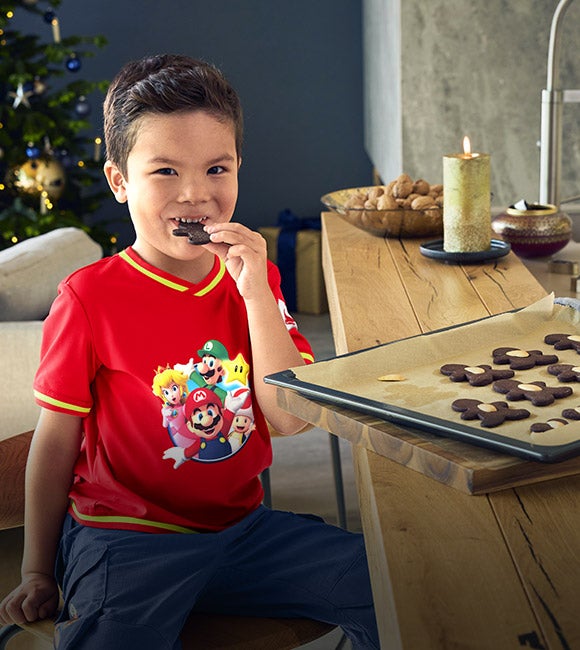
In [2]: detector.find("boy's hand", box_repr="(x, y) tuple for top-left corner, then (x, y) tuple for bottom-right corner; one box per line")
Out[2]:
(204, 223), (269, 300)
(0, 572), (59, 625)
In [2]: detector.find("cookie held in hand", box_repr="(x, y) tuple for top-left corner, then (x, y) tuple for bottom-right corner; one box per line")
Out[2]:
(492, 379), (573, 406)
(440, 363), (514, 386)
(492, 347), (558, 370)
(451, 399), (530, 428)
(172, 221), (211, 245)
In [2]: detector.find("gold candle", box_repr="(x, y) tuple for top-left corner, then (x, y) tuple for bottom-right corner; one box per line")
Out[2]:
(443, 137), (491, 252)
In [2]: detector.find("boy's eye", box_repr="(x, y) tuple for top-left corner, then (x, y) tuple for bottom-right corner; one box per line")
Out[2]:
(155, 168), (177, 176)
(208, 165), (225, 175)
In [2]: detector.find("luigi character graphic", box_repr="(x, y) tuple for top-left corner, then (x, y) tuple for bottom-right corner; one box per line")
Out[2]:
(189, 339), (229, 403)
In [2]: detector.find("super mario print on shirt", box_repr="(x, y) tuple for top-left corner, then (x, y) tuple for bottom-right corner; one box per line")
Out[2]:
(153, 338), (255, 467)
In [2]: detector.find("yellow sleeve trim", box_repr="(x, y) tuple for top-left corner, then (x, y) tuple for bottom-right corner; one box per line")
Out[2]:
(301, 352), (315, 364)
(34, 390), (91, 414)
(70, 501), (198, 534)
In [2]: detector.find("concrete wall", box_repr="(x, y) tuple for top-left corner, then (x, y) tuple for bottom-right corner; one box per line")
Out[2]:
(364, 0), (580, 209)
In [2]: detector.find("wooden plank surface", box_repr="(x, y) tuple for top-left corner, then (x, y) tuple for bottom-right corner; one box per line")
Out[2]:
(277, 389), (580, 495)
(491, 476), (580, 650)
(0, 430), (31, 530)
(361, 451), (546, 650)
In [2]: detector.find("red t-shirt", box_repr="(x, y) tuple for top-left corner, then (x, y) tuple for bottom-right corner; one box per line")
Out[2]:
(34, 247), (313, 533)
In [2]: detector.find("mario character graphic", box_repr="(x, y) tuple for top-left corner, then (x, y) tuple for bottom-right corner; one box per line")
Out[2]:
(162, 385), (253, 468)
(151, 366), (190, 447)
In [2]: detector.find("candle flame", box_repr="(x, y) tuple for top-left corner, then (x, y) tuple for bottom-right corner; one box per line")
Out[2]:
(463, 136), (471, 155)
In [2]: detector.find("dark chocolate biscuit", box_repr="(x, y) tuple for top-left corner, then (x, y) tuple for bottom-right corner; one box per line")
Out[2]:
(530, 418), (569, 433)
(172, 221), (211, 245)
(561, 406), (580, 420)
(544, 333), (580, 354)
(492, 347), (558, 370)
(451, 399), (530, 428)
(439, 363), (514, 386)
(547, 363), (580, 383)
(492, 379), (573, 406)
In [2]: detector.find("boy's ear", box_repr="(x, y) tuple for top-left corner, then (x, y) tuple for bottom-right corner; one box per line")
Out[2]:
(103, 161), (128, 203)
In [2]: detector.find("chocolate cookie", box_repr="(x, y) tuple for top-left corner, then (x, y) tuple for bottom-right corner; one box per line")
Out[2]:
(530, 418), (569, 433)
(172, 221), (211, 245)
(547, 363), (580, 383)
(492, 379), (573, 406)
(440, 363), (514, 386)
(561, 406), (580, 420)
(451, 399), (530, 428)
(544, 333), (580, 354)
(492, 347), (558, 370)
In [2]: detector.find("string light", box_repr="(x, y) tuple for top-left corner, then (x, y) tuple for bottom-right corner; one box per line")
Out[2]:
(77, 160), (85, 168)
(6, 11), (13, 19)
(94, 137), (102, 161)
(51, 18), (61, 43)
(11, 236), (18, 244)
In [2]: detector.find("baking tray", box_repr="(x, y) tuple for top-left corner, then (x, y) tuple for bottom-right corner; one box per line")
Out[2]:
(266, 295), (580, 462)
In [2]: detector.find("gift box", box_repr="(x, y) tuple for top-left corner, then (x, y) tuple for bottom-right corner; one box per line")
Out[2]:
(259, 210), (328, 314)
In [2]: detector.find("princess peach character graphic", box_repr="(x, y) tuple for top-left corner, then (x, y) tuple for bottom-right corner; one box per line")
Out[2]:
(152, 366), (190, 447)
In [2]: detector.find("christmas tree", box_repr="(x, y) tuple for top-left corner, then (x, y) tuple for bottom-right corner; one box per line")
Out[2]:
(0, 0), (117, 252)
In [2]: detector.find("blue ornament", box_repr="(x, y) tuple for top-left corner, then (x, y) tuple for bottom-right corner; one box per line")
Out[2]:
(74, 95), (91, 117)
(43, 10), (56, 23)
(26, 143), (40, 159)
(54, 148), (72, 168)
(65, 55), (82, 73)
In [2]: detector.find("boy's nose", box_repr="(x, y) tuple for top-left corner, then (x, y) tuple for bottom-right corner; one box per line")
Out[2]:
(177, 179), (210, 204)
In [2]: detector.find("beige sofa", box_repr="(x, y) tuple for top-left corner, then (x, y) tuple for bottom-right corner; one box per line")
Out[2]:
(0, 228), (102, 650)
(0, 228), (103, 440)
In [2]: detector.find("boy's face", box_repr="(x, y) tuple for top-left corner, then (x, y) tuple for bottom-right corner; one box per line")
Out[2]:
(104, 110), (239, 274)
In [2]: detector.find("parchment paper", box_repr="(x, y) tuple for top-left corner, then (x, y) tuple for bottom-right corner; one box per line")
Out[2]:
(284, 295), (580, 460)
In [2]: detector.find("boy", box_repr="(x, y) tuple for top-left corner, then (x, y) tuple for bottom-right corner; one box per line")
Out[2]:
(0, 54), (379, 649)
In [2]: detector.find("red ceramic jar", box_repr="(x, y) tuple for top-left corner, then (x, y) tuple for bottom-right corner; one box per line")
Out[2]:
(491, 203), (572, 258)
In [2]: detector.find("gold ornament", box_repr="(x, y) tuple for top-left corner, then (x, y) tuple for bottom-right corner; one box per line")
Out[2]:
(6, 157), (66, 201)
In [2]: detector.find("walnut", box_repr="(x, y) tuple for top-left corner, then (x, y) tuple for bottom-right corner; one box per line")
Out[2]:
(413, 179), (430, 195)
(367, 186), (384, 201)
(376, 193), (398, 210)
(392, 173), (414, 199)
(411, 195), (436, 210)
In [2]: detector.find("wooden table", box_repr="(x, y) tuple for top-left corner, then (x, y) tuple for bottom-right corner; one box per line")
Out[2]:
(275, 214), (580, 650)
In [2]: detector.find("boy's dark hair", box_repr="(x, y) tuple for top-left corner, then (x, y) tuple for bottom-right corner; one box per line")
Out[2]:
(103, 54), (243, 177)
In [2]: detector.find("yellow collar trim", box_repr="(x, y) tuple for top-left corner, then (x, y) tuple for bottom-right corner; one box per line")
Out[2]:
(119, 250), (226, 296)
(119, 250), (189, 292)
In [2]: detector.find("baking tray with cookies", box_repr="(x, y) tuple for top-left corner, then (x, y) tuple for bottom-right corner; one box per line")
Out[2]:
(266, 295), (580, 462)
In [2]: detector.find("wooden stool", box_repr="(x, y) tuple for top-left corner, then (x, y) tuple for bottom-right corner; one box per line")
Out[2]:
(0, 613), (338, 649)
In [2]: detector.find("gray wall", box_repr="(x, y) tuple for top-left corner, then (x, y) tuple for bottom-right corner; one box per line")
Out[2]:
(364, 0), (580, 209)
(11, 1), (371, 247)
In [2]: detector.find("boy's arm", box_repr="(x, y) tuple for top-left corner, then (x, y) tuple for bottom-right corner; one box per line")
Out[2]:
(244, 291), (307, 434)
(205, 223), (308, 434)
(0, 408), (82, 625)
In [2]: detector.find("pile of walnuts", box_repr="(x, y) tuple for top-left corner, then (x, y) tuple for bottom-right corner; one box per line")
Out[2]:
(345, 173), (443, 213)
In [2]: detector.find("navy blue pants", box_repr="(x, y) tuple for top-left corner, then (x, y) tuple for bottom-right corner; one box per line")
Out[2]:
(54, 507), (380, 649)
